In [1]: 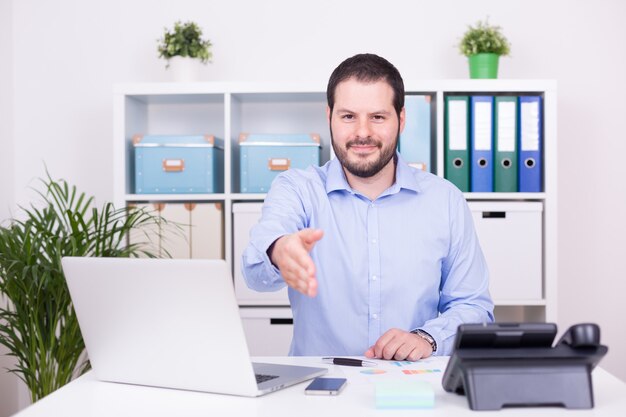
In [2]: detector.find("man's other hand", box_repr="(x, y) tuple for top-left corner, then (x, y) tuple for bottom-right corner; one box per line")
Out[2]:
(364, 328), (433, 361)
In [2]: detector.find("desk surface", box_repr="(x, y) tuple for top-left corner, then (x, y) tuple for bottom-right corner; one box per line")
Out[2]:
(13, 356), (626, 416)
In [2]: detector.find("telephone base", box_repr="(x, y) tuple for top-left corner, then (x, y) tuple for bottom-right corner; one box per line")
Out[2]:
(463, 361), (594, 410)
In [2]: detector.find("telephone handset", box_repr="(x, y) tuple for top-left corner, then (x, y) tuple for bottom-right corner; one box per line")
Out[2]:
(556, 323), (601, 348)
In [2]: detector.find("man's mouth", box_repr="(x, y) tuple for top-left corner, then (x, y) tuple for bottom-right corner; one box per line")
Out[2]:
(347, 140), (381, 150)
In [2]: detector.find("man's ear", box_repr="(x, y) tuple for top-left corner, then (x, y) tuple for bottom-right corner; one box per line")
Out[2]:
(326, 106), (331, 124)
(399, 107), (406, 134)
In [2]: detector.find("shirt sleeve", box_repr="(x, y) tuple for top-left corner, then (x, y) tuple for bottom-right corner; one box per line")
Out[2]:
(241, 172), (309, 292)
(419, 188), (495, 355)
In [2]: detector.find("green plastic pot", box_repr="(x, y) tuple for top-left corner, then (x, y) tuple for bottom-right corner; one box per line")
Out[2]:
(468, 53), (500, 79)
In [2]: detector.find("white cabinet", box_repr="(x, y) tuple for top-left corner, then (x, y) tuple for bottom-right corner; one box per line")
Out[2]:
(127, 202), (224, 259)
(469, 202), (543, 302)
(114, 80), (557, 355)
(233, 202), (289, 305)
(239, 308), (293, 356)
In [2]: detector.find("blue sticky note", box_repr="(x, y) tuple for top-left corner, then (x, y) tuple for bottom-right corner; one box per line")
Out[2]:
(375, 381), (435, 409)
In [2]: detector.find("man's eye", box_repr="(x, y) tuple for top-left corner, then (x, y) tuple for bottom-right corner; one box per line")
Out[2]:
(342, 114), (354, 120)
(372, 115), (385, 121)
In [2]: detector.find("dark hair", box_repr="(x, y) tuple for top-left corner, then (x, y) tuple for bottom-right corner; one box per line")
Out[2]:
(326, 53), (405, 118)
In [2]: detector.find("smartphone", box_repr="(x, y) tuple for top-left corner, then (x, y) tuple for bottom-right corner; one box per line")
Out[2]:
(304, 377), (347, 395)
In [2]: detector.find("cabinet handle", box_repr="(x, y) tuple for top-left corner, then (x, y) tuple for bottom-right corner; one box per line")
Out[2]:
(270, 318), (293, 325)
(482, 211), (506, 219)
(268, 158), (290, 171)
(162, 159), (185, 172)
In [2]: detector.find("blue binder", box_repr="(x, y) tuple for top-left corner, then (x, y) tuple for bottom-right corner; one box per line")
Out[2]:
(470, 96), (494, 192)
(518, 96), (543, 192)
(399, 95), (432, 172)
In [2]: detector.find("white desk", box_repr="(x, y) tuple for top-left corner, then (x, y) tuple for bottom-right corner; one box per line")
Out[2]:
(13, 356), (626, 416)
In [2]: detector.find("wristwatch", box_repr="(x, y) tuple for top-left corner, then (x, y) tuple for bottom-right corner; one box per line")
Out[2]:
(411, 329), (437, 353)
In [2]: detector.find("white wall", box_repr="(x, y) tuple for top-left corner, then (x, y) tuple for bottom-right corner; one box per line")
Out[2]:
(1, 0), (626, 412)
(0, 2), (18, 416)
(0, 0), (14, 223)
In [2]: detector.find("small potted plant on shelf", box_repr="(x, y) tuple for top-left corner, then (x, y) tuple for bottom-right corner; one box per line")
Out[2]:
(458, 18), (511, 79)
(157, 20), (213, 82)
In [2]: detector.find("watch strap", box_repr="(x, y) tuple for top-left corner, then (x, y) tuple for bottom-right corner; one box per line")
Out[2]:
(410, 329), (437, 353)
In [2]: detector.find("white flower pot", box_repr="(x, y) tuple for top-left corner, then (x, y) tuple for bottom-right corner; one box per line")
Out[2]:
(168, 56), (204, 82)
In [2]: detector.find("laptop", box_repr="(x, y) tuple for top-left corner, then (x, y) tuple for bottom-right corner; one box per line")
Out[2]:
(61, 257), (327, 396)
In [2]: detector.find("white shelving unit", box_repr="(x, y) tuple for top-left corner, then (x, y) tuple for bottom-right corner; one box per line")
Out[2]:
(114, 80), (557, 353)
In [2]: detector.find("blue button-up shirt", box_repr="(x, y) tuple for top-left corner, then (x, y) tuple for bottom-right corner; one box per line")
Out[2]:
(242, 153), (494, 356)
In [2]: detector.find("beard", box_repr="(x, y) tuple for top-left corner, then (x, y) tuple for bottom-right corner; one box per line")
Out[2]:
(330, 127), (399, 178)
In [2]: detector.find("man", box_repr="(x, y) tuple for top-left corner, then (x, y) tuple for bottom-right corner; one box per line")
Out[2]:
(242, 53), (494, 361)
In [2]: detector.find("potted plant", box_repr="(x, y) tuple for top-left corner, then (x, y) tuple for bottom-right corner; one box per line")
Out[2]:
(458, 18), (511, 79)
(0, 173), (165, 402)
(157, 21), (213, 82)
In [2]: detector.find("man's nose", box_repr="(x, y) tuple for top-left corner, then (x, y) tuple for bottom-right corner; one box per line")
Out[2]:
(356, 118), (372, 138)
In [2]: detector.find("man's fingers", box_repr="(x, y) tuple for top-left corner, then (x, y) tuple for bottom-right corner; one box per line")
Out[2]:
(382, 337), (403, 360)
(306, 277), (318, 297)
(299, 228), (324, 250)
(406, 346), (423, 362)
(292, 276), (317, 297)
(393, 341), (415, 361)
(280, 240), (315, 274)
(367, 329), (431, 361)
(278, 248), (318, 296)
(281, 257), (312, 289)
(371, 329), (400, 359)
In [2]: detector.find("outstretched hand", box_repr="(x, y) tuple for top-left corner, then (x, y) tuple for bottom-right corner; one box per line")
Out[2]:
(269, 228), (324, 297)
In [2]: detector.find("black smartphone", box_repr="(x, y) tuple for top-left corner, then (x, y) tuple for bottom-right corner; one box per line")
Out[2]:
(304, 377), (347, 395)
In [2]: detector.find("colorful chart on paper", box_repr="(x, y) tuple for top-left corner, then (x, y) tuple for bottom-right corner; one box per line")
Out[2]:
(360, 369), (387, 375)
(402, 369), (442, 375)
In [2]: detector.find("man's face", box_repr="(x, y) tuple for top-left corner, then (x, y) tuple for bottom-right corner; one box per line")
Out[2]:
(328, 77), (405, 178)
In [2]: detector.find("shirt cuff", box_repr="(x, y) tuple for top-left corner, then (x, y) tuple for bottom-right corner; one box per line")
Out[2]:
(254, 233), (285, 280)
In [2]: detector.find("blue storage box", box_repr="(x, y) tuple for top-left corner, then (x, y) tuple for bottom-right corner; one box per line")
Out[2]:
(239, 133), (321, 193)
(134, 134), (224, 194)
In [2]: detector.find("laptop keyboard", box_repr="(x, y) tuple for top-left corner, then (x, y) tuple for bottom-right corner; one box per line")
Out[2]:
(256, 373), (279, 384)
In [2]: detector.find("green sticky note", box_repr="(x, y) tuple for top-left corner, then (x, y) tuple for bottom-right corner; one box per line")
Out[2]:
(375, 381), (435, 409)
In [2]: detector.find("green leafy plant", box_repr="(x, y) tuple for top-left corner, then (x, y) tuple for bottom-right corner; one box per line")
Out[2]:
(458, 18), (511, 57)
(0, 173), (164, 402)
(157, 21), (212, 65)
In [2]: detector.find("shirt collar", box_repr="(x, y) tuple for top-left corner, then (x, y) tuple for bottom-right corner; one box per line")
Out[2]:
(325, 152), (422, 195)
(394, 153), (422, 193)
(325, 157), (351, 194)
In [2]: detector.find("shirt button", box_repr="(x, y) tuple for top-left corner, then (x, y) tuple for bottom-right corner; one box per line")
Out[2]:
(371, 275), (377, 281)
(372, 314), (378, 319)
(371, 238), (377, 244)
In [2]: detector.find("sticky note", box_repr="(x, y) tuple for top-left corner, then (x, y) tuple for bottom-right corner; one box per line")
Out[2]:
(375, 381), (435, 409)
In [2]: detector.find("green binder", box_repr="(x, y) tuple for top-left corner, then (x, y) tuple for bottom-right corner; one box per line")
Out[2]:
(494, 96), (519, 192)
(444, 96), (470, 192)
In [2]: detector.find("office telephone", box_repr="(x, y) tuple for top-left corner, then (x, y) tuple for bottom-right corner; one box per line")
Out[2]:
(442, 323), (608, 410)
